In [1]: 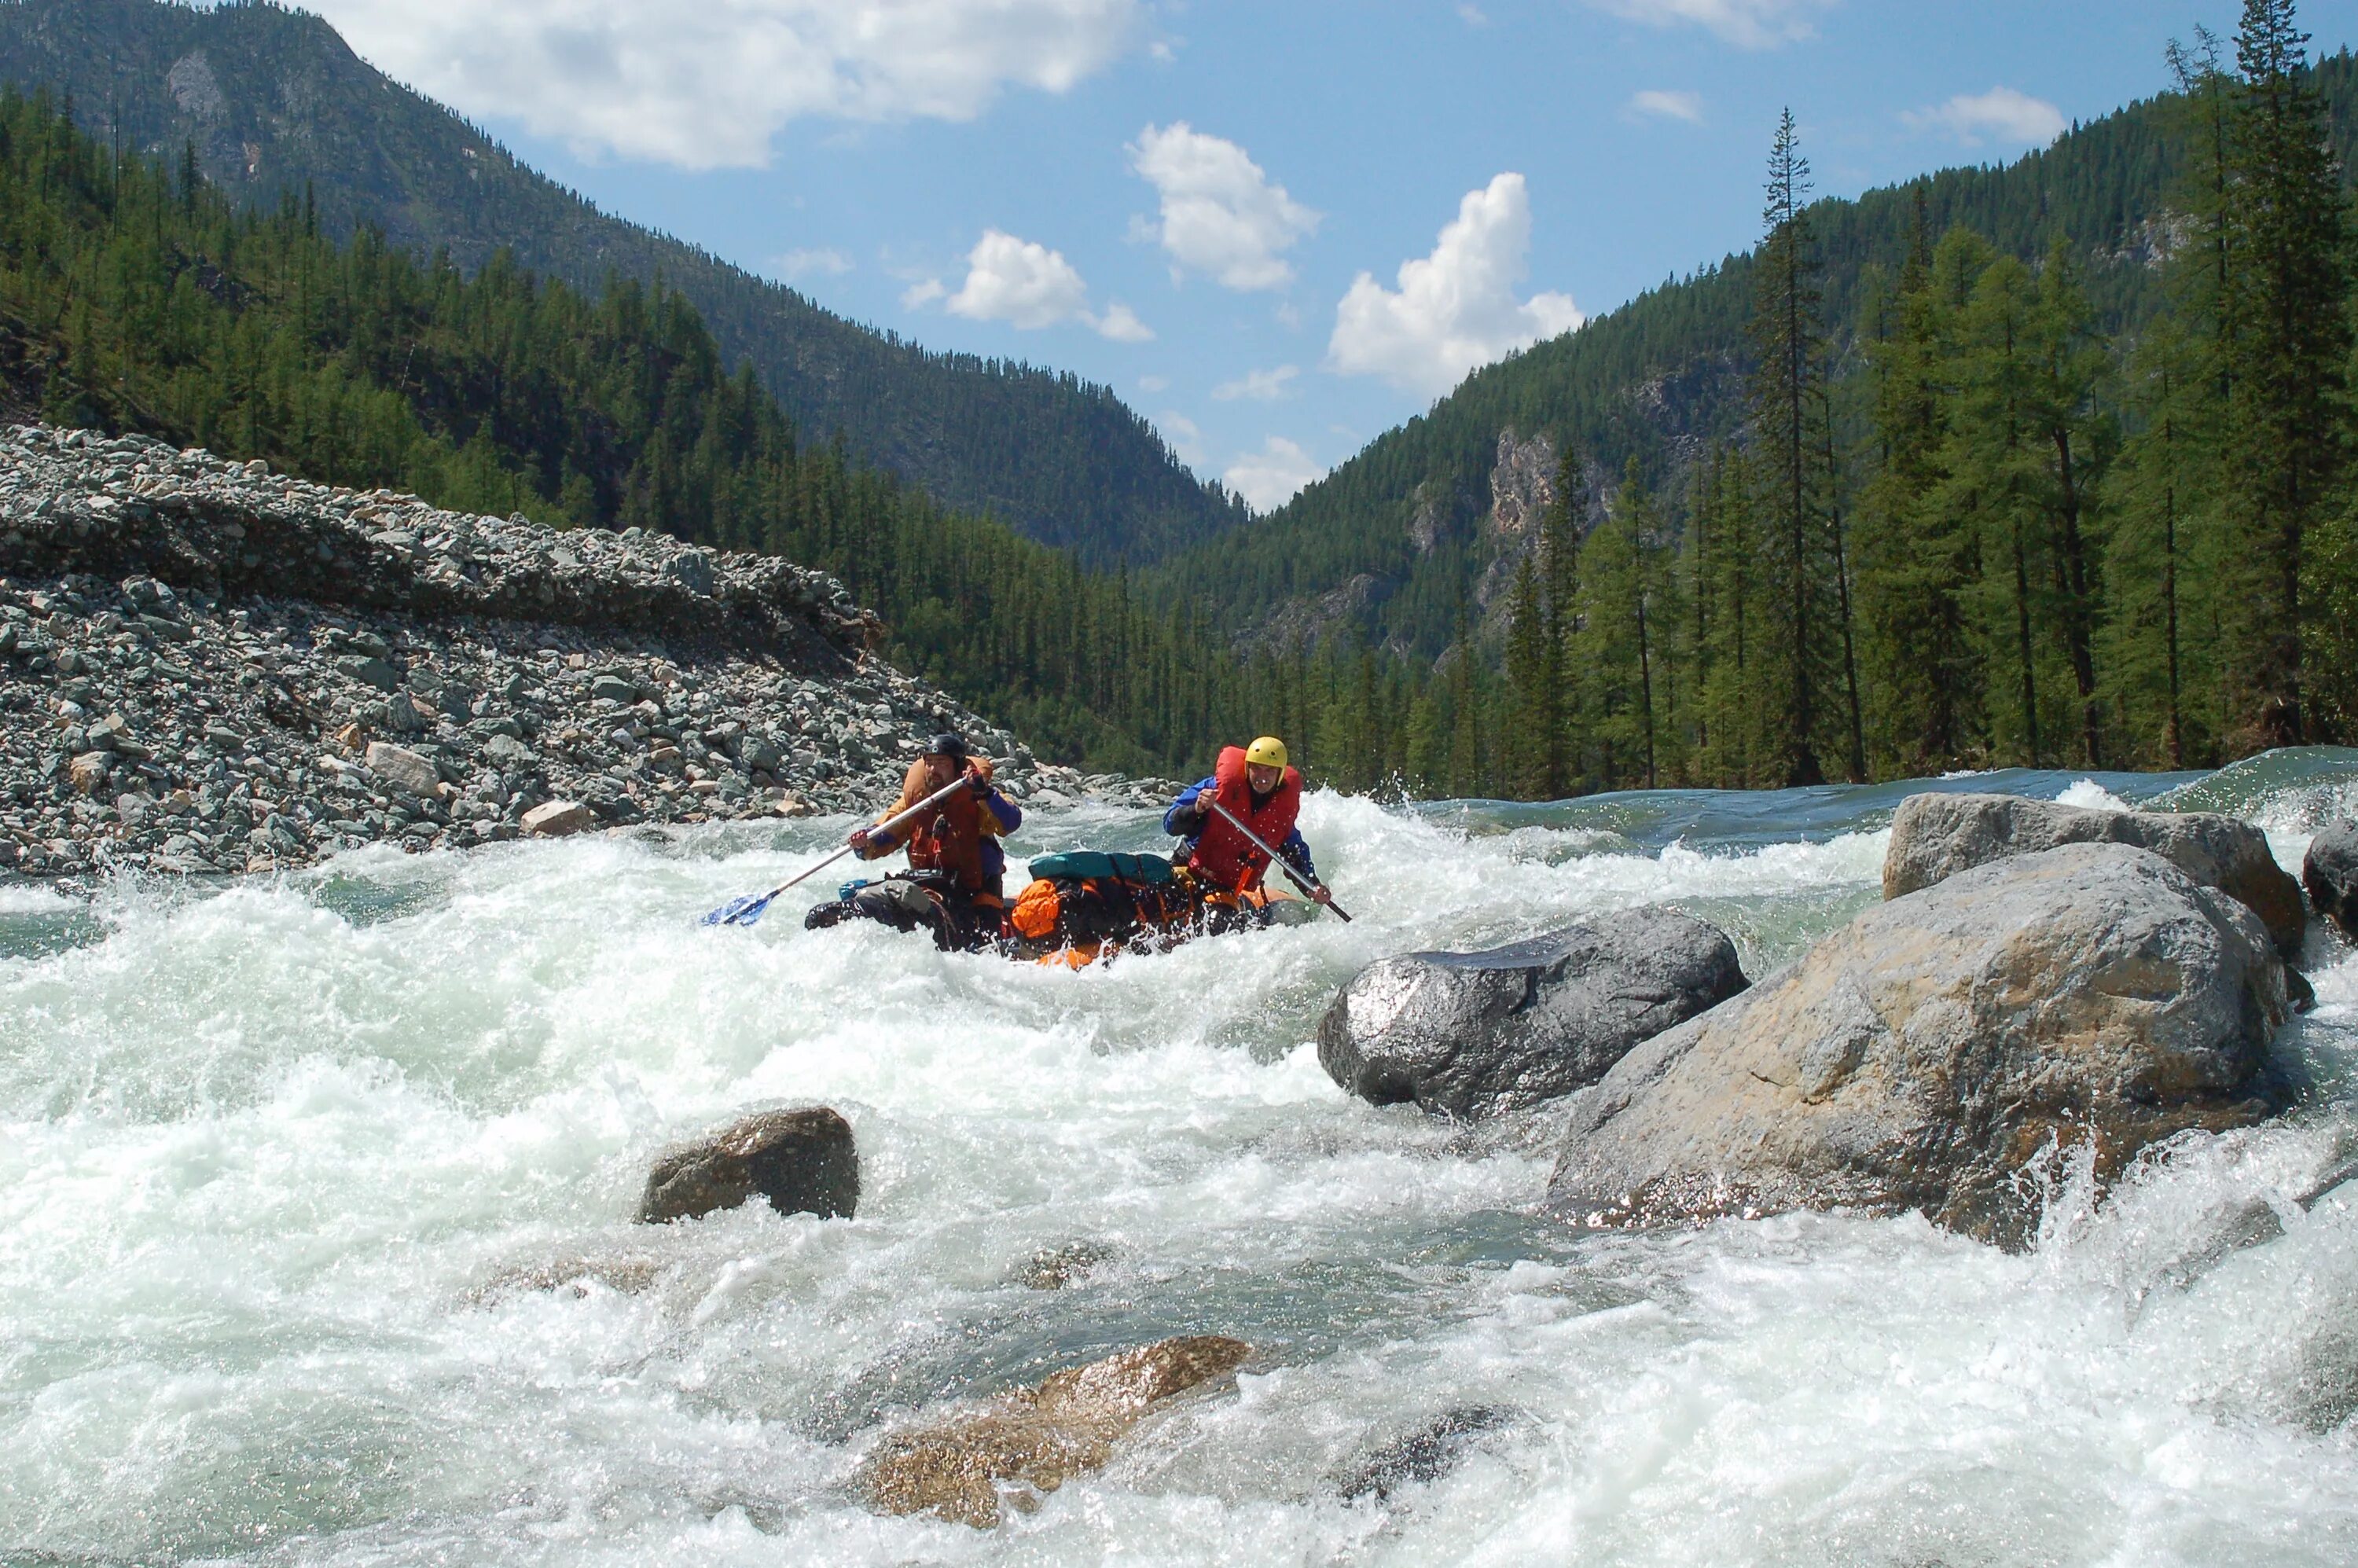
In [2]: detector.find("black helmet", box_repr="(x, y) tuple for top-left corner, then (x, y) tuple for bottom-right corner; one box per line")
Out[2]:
(925, 732), (969, 758)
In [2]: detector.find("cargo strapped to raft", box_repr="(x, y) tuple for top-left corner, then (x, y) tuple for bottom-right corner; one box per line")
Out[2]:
(1023, 850), (1177, 885)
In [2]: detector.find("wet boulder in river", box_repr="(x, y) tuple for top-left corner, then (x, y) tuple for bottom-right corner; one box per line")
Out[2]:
(2302, 820), (2358, 940)
(1548, 844), (2292, 1250)
(1337, 1405), (1515, 1503)
(861, 1335), (1250, 1527)
(1317, 909), (1747, 1119)
(1882, 791), (2305, 955)
(636, 1106), (858, 1224)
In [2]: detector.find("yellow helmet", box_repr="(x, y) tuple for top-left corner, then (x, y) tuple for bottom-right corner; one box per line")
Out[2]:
(1245, 736), (1288, 769)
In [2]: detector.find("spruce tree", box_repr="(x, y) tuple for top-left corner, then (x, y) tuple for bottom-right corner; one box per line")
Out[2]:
(2218, 0), (2350, 747)
(1746, 108), (1833, 786)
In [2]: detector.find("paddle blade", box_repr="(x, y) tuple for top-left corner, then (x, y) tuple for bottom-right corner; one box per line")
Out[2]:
(702, 891), (774, 927)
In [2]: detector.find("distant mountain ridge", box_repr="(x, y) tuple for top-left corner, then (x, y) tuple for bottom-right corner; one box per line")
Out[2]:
(1150, 50), (2358, 662)
(0, 0), (1247, 566)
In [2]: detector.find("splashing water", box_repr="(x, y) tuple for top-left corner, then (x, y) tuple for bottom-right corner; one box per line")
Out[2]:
(4, 756), (2358, 1564)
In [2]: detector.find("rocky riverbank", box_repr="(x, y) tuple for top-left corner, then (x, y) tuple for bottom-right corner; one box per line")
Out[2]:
(0, 424), (1173, 883)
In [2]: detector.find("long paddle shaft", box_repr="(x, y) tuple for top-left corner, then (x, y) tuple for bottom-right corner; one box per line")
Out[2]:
(1203, 797), (1353, 922)
(704, 772), (978, 927)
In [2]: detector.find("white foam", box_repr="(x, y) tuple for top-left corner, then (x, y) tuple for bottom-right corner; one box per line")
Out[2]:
(2, 788), (2353, 1564)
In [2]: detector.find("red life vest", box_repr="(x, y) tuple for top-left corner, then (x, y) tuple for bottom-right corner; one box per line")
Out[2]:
(896, 759), (986, 894)
(1189, 745), (1302, 893)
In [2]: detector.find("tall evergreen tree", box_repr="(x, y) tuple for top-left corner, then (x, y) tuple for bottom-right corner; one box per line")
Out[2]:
(2218, 0), (2350, 747)
(1746, 108), (1835, 786)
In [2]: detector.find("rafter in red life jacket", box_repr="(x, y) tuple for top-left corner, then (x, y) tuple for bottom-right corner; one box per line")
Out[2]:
(1188, 744), (1302, 893)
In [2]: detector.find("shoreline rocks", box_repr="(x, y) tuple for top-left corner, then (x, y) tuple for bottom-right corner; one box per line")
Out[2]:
(1548, 843), (2292, 1250)
(1317, 909), (1747, 1120)
(637, 1107), (860, 1225)
(1882, 791), (2306, 954)
(0, 424), (1175, 884)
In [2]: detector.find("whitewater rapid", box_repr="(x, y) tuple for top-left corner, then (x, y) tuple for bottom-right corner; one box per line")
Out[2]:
(5, 755), (2358, 1564)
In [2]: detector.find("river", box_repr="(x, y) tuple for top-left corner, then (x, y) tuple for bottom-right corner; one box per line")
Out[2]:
(6, 751), (2358, 1565)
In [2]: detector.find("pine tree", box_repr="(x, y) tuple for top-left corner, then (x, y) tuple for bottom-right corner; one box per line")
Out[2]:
(1746, 108), (1835, 786)
(2218, 0), (2350, 747)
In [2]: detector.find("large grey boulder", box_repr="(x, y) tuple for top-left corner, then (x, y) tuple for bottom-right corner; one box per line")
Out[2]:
(637, 1107), (859, 1224)
(1548, 844), (2291, 1250)
(2302, 820), (2358, 940)
(1317, 909), (1746, 1119)
(1882, 791), (2305, 954)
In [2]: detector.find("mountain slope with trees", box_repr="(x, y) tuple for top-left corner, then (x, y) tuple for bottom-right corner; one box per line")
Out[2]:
(1152, 44), (2358, 669)
(0, 0), (1247, 567)
(0, 86), (1289, 773)
(1243, 2), (2358, 800)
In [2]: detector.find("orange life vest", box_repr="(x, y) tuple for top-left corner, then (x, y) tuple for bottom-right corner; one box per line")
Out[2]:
(1188, 745), (1302, 893)
(896, 760), (986, 894)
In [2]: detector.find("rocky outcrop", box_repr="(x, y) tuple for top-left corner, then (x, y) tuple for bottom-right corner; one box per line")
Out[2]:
(1548, 844), (2292, 1250)
(1485, 429), (1558, 545)
(861, 1335), (1250, 1527)
(2302, 820), (2358, 940)
(1317, 909), (1746, 1120)
(0, 424), (1170, 882)
(1882, 791), (2306, 954)
(636, 1107), (859, 1225)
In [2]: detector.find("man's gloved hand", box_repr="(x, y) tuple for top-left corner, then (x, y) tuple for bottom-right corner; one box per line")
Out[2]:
(1168, 803), (1206, 835)
(966, 757), (994, 786)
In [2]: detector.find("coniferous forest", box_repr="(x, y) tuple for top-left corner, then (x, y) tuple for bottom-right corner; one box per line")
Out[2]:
(1255, 1), (2358, 799)
(5, 0), (2356, 799)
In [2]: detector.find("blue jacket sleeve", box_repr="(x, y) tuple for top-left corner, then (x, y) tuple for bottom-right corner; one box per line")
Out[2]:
(1278, 828), (1315, 880)
(1162, 777), (1216, 838)
(982, 788), (1021, 832)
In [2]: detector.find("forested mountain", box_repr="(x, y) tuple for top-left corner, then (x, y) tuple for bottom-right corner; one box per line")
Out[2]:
(1225, 6), (2358, 802)
(0, 87), (1298, 773)
(1153, 46), (2358, 665)
(0, 0), (1247, 567)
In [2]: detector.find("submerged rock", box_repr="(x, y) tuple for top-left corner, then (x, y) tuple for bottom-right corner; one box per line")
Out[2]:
(1882, 791), (2305, 954)
(1548, 843), (2292, 1250)
(469, 1250), (663, 1302)
(636, 1106), (858, 1224)
(1316, 909), (1746, 1119)
(861, 1335), (1250, 1527)
(1015, 1239), (1117, 1290)
(1337, 1405), (1515, 1503)
(2303, 820), (2358, 941)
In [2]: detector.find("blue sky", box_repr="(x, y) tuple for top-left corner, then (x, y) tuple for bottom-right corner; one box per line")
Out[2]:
(299, 0), (2351, 509)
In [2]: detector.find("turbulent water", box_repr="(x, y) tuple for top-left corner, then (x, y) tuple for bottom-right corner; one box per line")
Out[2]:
(6, 752), (2358, 1566)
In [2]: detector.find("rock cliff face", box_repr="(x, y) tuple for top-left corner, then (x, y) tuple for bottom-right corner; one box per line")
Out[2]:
(1484, 430), (1559, 546)
(0, 424), (1157, 882)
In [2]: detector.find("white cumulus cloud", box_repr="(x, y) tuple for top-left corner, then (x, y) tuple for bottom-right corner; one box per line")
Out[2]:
(1588, 0), (1831, 50)
(1156, 411), (1206, 467)
(299, 0), (1142, 169)
(1629, 89), (1704, 123)
(1328, 173), (1581, 398)
(1093, 301), (1155, 343)
(1128, 122), (1318, 291)
(1225, 437), (1326, 513)
(1212, 365), (1300, 402)
(773, 246), (854, 281)
(1904, 86), (2069, 149)
(915, 229), (1151, 341)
